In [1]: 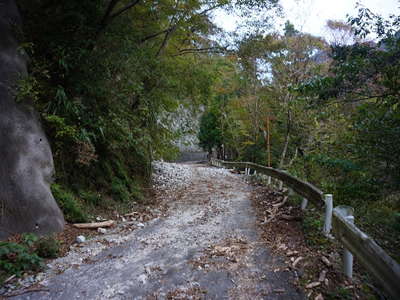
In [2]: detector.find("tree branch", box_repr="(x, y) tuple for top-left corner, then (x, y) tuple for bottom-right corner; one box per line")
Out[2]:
(140, 28), (171, 43)
(100, 0), (121, 28)
(171, 47), (227, 56)
(333, 93), (398, 103)
(109, 0), (141, 20)
(97, 0), (141, 35)
(198, 3), (226, 15)
(155, 26), (177, 57)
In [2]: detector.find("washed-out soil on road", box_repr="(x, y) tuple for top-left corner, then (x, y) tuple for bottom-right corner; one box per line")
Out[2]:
(10, 163), (303, 300)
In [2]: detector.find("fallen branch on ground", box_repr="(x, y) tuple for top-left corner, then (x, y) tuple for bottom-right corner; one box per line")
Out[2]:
(73, 220), (114, 229)
(280, 214), (302, 221)
(3, 287), (50, 298)
(272, 196), (288, 209)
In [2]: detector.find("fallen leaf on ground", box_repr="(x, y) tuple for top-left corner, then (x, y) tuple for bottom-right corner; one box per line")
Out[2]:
(306, 282), (321, 289)
(292, 256), (303, 268)
(318, 270), (327, 282)
(321, 256), (331, 266)
(315, 293), (324, 300)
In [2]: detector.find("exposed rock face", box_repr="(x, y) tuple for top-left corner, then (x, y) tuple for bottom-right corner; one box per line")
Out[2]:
(164, 104), (207, 162)
(0, 0), (64, 239)
(171, 104), (203, 153)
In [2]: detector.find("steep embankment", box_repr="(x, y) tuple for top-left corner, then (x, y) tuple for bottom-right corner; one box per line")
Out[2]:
(6, 163), (302, 299)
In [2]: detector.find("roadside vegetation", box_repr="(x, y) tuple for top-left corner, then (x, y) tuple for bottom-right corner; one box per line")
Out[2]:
(198, 8), (400, 263)
(3, 0), (399, 291)
(15, 0), (278, 221)
(2, 0), (279, 282)
(0, 234), (60, 285)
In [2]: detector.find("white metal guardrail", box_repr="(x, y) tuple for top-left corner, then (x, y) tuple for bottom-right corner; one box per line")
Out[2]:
(210, 158), (400, 300)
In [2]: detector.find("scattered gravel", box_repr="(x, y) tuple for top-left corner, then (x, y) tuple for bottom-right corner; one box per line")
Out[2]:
(152, 161), (232, 191)
(3, 163), (271, 299)
(152, 161), (193, 190)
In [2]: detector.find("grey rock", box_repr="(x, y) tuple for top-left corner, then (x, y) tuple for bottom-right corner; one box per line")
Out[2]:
(76, 235), (86, 243)
(0, 0), (64, 239)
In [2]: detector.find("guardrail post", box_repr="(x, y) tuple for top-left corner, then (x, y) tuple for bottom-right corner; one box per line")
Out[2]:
(278, 170), (287, 190)
(344, 213), (354, 279)
(267, 176), (271, 185)
(323, 194), (333, 235)
(301, 198), (308, 210)
(278, 180), (283, 190)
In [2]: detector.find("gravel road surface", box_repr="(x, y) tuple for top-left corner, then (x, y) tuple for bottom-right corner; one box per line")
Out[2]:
(10, 163), (303, 300)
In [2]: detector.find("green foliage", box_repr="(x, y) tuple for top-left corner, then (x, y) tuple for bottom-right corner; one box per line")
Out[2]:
(34, 236), (60, 259)
(16, 75), (40, 104)
(16, 1), (398, 268)
(198, 110), (222, 153)
(111, 178), (131, 203)
(51, 184), (87, 223)
(302, 210), (330, 248)
(0, 234), (61, 282)
(21, 233), (39, 248)
(43, 114), (78, 140)
(352, 102), (400, 190)
(80, 191), (102, 206)
(326, 286), (353, 300)
(99, 158), (144, 203)
(303, 154), (379, 204)
(17, 0), (272, 216)
(284, 10), (400, 262)
(0, 242), (43, 278)
(284, 21), (299, 37)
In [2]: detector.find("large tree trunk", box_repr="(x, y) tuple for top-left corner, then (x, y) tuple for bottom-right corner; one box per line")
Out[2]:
(0, 0), (64, 239)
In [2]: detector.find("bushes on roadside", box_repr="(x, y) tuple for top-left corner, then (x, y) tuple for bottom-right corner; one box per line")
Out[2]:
(0, 233), (60, 284)
(51, 184), (88, 223)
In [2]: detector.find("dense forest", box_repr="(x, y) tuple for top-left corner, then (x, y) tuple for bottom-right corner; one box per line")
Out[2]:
(12, 0), (400, 254)
(1, 0), (399, 291)
(198, 7), (400, 261)
(10, 0), (277, 223)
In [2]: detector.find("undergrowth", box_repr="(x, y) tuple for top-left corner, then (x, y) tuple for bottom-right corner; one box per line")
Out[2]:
(302, 209), (331, 249)
(50, 154), (147, 223)
(0, 234), (60, 285)
(51, 184), (88, 223)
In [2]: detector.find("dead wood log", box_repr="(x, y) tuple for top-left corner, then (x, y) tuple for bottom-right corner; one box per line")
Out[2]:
(73, 220), (114, 229)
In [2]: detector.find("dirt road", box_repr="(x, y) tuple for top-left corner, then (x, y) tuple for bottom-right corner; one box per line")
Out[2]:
(12, 163), (303, 299)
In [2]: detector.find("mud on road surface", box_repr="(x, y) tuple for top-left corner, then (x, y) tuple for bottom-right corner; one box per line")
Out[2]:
(10, 163), (303, 300)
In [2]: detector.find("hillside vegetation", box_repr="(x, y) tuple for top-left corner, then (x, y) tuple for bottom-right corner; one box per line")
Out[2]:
(15, 0), (278, 221)
(198, 10), (400, 261)
(12, 0), (400, 260)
